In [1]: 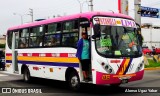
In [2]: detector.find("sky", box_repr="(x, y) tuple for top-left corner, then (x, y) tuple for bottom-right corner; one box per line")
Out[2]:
(1, 0), (160, 35)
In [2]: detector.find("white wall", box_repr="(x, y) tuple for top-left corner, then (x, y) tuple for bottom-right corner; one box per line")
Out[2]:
(141, 28), (160, 49)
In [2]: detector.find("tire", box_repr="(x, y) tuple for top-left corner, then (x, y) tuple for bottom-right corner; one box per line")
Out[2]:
(23, 67), (31, 82)
(68, 72), (80, 91)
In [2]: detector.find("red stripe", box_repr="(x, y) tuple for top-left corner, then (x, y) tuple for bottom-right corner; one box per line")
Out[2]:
(116, 59), (126, 74)
(110, 60), (121, 63)
(23, 53), (28, 56)
(6, 53), (12, 56)
(32, 53), (39, 57)
(60, 53), (68, 57)
(118, 0), (121, 13)
(33, 67), (39, 70)
(45, 53), (52, 57)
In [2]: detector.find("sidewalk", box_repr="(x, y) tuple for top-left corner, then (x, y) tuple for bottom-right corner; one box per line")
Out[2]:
(0, 70), (20, 75)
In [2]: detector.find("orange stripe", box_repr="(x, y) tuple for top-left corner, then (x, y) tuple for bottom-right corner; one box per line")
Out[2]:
(113, 74), (136, 78)
(116, 59), (126, 74)
(116, 59), (130, 75)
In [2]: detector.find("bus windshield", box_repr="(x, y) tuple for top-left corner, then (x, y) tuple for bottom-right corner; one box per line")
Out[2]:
(93, 17), (142, 58)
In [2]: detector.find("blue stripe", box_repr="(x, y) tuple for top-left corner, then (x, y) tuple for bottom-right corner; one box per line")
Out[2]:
(124, 58), (133, 75)
(6, 60), (79, 68)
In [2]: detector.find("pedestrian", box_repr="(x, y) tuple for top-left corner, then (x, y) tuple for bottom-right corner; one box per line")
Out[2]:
(76, 31), (91, 82)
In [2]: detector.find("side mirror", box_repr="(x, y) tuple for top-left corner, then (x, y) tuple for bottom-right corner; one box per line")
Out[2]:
(136, 23), (143, 46)
(93, 24), (101, 39)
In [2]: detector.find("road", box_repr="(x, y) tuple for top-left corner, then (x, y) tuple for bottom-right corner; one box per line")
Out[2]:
(0, 70), (160, 96)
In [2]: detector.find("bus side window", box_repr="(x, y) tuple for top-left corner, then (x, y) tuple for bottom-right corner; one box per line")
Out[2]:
(44, 23), (61, 47)
(62, 20), (79, 47)
(19, 39), (26, 48)
(29, 26), (43, 47)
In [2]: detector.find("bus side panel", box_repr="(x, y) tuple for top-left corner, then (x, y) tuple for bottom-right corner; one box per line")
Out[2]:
(17, 48), (80, 81)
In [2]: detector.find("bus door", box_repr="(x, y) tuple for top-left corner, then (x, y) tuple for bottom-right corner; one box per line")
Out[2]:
(12, 31), (19, 73)
(79, 18), (92, 80)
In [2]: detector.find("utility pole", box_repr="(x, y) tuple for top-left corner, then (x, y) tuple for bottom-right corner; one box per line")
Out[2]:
(89, 0), (93, 11)
(29, 8), (33, 22)
(134, 0), (141, 25)
(118, 0), (128, 15)
(77, 0), (90, 13)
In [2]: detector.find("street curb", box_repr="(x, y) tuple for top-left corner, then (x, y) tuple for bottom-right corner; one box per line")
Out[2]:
(144, 67), (160, 70)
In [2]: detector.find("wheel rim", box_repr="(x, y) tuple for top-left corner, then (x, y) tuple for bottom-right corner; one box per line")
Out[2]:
(70, 76), (79, 87)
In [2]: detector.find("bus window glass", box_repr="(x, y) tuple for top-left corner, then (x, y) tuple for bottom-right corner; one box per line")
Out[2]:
(63, 20), (78, 33)
(44, 34), (61, 46)
(47, 24), (57, 34)
(29, 36), (43, 47)
(21, 29), (29, 37)
(7, 31), (13, 49)
(19, 29), (29, 48)
(62, 20), (79, 47)
(29, 26), (44, 47)
(44, 23), (61, 47)
(93, 16), (142, 58)
(31, 26), (43, 36)
(62, 33), (78, 47)
(15, 31), (19, 48)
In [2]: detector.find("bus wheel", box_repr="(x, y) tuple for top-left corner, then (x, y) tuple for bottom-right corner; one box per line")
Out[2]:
(23, 67), (31, 82)
(68, 72), (80, 91)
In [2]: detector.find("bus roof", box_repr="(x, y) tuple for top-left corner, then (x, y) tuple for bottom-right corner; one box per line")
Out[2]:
(8, 11), (134, 31)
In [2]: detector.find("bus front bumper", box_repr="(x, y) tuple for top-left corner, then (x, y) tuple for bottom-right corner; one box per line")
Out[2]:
(96, 70), (144, 85)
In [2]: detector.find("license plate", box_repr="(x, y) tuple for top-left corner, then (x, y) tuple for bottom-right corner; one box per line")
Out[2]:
(121, 79), (128, 84)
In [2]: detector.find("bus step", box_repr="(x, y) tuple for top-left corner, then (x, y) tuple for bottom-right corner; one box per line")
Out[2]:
(81, 80), (92, 83)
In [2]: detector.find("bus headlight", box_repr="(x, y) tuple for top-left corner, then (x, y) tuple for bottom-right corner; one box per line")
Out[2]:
(104, 64), (115, 74)
(136, 61), (144, 72)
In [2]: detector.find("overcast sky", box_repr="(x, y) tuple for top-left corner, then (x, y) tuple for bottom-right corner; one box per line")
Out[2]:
(0, 0), (160, 35)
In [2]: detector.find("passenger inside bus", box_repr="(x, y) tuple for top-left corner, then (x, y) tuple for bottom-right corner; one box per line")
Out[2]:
(49, 37), (56, 46)
(36, 37), (43, 46)
(29, 38), (34, 47)
(19, 39), (26, 48)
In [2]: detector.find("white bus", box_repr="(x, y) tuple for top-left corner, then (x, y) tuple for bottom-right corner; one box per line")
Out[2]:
(5, 11), (144, 90)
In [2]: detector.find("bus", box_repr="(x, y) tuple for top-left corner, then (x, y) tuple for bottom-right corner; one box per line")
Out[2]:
(5, 11), (144, 90)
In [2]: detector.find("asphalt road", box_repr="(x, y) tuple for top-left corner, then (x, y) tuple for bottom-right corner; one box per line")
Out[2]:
(0, 70), (160, 96)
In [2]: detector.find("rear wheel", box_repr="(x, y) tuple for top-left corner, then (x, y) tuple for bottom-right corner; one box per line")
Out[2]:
(68, 72), (80, 91)
(23, 67), (31, 82)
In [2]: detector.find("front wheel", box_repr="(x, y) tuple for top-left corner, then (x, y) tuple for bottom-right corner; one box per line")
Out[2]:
(23, 67), (31, 82)
(68, 72), (80, 91)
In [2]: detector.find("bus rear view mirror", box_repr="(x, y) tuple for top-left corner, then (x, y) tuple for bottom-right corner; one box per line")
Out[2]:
(136, 23), (143, 46)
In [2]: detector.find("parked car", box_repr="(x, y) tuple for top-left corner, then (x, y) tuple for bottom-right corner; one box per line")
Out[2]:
(0, 50), (5, 71)
(151, 46), (160, 55)
(154, 48), (160, 54)
(142, 46), (152, 55)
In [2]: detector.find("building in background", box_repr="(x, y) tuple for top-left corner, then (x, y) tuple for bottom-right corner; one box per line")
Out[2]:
(141, 25), (160, 49)
(0, 35), (6, 44)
